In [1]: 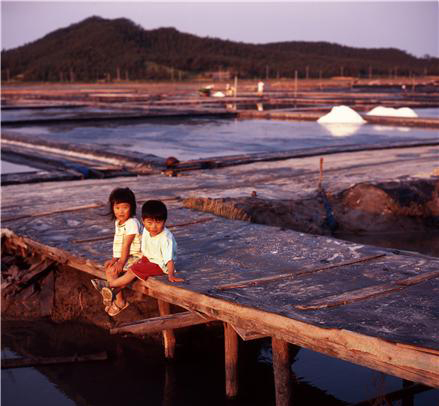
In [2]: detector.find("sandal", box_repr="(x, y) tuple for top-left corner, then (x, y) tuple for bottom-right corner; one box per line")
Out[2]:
(107, 301), (129, 317)
(91, 279), (114, 306)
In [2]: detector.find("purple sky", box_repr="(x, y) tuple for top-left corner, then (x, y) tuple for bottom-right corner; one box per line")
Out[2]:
(2, 1), (438, 57)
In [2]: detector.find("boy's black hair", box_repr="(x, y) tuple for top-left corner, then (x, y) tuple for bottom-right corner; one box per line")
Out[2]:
(142, 200), (167, 222)
(108, 187), (136, 220)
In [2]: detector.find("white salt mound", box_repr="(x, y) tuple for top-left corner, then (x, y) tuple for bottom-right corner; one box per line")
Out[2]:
(317, 105), (366, 124)
(367, 106), (418, 117)
(212, 91), (225, 98)
(321, 123), (362, 137)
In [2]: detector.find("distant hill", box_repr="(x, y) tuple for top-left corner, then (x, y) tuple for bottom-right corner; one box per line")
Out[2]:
(2, 16), (438, 82)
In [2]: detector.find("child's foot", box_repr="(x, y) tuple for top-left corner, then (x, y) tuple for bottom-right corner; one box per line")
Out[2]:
(91, 279), (114, 306)
(106, 301), (129, 317)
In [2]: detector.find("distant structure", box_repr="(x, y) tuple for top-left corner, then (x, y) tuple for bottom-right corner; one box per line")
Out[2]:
(257, 80), (264, 96)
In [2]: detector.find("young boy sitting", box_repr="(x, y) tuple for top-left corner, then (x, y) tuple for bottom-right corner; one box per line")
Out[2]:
(99, 199), (184, 316)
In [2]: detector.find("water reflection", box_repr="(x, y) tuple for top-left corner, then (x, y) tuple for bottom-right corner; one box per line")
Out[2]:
(8, 119), (438, 162)
(319, 122), (363, 137)
(373, 125), (410, 133)
(2, 320), (438, 406)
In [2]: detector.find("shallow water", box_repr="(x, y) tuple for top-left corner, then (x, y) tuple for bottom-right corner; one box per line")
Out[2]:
(1, 349), (75, 406)
(2, 322), (438, 406)
(1, 160), (38, 174)
(6, 117), (439, 161)
(335, 230), (439, 258)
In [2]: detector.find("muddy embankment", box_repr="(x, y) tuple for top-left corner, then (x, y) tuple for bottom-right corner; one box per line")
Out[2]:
(1, 235), (165, 330)
(184, 179), (439, 253)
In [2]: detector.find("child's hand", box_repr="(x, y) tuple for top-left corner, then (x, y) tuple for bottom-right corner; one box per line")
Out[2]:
(104, 258), (118, 269)
(168, 274), (184, 283)
(112, 260), (124, 274)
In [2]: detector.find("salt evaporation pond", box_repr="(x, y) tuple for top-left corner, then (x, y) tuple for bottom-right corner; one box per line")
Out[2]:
(5, 117), (439, 161)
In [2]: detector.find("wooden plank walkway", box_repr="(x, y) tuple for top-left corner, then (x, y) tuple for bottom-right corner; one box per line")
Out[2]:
(2, 152), (438, 392)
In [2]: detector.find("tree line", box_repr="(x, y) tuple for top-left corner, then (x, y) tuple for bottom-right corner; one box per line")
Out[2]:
(2, 16), (438, 82)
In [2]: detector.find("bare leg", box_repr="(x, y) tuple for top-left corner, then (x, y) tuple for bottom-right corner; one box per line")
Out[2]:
(108, 269), (137, 289)
(106, 265), (126, 307)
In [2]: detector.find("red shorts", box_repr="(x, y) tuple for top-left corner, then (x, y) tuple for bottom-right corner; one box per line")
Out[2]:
(130, 256), (164, 281)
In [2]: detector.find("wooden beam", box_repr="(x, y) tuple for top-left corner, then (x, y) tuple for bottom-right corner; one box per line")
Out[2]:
(296, 270), (439, 310)
(157, 300), (176, 360)
(224, 322), (239, 398)
(213, 254), (385, 291)
(2, 203), (104, 223)
(1, 352), (107, 369)
(272, 337), (292, 406)
(146, 278), (439, 388)
(2, 228), (105, 279)
(110, 311), (214, 335)
(231, 325), (267, 341)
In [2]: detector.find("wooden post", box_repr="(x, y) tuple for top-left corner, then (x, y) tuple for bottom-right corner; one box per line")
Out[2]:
(272, 337), (292, 406)
(294, 70), (298, 99)
(224, 322), (239, 398)
(234, 76), (238, 98)
(162, 364), (176, 406)
(110, 311), (213, 335)
(402, 379), (414, 406)
(157, 299), (176, 360)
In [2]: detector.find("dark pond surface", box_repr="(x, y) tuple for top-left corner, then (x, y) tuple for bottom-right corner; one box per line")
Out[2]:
(335, 230), (439, 258)
(2, 321), (438, 406)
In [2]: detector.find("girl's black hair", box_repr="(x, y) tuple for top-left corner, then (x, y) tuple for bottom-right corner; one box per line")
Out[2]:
(108, 187), (136, 220)
(141, 200), (167, 222)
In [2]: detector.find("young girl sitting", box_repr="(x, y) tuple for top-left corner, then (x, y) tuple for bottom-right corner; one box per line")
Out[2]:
(95, 200), (184, 316)
(92, 187), (142, 316)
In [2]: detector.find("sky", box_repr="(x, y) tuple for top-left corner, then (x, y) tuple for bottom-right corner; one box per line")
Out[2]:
(1, 1), (438, 58)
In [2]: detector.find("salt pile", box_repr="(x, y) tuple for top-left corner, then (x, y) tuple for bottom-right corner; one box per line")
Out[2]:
(367, 106), (418, 117)
(317, 106), (366, 123)
(212, 91), (225, 98)
(322, 124), (362, 137)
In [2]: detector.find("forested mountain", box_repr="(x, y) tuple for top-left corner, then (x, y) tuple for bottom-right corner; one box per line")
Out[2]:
(2, 16), (438, 82)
